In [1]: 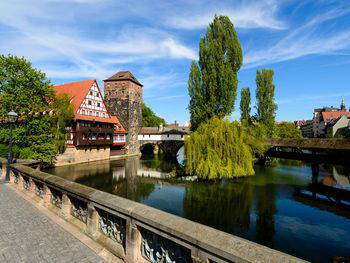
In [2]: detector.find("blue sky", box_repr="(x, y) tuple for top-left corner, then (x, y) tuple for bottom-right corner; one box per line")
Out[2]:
(1, 0), (350, 124)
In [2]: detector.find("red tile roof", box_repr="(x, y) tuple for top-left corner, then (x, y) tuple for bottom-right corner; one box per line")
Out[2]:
(322, 112), (350, 123)
(54, 80), (95, 112)
(53, 80), (126, 133)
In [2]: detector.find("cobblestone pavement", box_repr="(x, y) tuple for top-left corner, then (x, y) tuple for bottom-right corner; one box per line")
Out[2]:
(0, 184), (104, 263)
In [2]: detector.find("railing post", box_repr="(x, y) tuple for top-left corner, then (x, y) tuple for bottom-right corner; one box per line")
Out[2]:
(60, 193), (72, 220)
(29, 179), (36, 197)
(9, 170), (15, 184)
(86, 202), (99, 239)
(1, 160), (6, 181)
(125, 219), (142, 263)
(42, 185), (52, 208)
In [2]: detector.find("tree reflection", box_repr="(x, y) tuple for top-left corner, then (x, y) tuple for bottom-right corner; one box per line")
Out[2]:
(255, 181), (276, 247)
(183, 179), (254, 235)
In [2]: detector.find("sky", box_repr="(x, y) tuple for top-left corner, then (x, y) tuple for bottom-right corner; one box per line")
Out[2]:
(1, 0), (350, 124)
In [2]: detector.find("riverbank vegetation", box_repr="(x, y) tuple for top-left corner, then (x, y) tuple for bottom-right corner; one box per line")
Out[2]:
(185, 117), (267, 179)
(0, 55), (73, 163)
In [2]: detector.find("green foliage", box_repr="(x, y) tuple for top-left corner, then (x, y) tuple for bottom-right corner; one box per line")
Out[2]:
(0, 144), (7, 158)
(0, 54), (73, 163)
(240, 87), (251, 122)
(188, 15), (243, 130)
(142, 103), (166, 127)
(334, 128), (350, 139)
(275, 122), (302, 139)
(184, 117), (266, 179)
(255, 70), (277, 137)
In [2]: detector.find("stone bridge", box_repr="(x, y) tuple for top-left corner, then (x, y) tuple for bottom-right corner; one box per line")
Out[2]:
(138, 126), (190, 158)
(0, 158), (305, 262)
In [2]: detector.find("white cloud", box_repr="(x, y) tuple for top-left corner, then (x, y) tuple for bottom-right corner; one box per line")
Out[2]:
(161, 38), (197, 60)
(166, 0), (285, 30)
(244, 7), (350, 68)
(0, 0), (196, 85)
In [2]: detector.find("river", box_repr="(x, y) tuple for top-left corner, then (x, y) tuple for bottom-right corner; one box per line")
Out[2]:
(45, 155), (350, 262)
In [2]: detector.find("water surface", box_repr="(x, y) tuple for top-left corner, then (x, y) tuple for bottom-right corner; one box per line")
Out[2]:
(46, 157), (350, 262)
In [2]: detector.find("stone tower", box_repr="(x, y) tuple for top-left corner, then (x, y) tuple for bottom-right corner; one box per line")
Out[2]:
(104, 71), (143, 155)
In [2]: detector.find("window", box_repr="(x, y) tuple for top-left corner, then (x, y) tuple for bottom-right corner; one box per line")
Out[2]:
(89, 111), (93, 116)
(90, 91), (93, 96)
(88, 100), (92, 105)
(96, 112), (99, 117)
(96, 93), (99, 97)
(81, 109), (85, 115)
(97, 102), (101, 107)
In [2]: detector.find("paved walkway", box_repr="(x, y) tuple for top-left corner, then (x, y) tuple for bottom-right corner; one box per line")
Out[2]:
(0, 183), (104, 263)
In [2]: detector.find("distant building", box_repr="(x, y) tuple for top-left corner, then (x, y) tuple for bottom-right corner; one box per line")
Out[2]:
(166, 120), (180, 128)
(325, 114), (350, 137)
(295, 120), (313, 138)
(312, 99), (350, 137)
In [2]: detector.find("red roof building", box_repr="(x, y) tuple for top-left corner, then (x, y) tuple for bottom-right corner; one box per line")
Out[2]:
(53, 80), (126, 148)
(321, 112), (350, 124)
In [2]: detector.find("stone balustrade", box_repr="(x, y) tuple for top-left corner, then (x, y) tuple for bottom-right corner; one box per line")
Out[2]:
(3, 159), (307, 263)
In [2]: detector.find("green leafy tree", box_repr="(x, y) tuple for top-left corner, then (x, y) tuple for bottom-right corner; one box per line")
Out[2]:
(188, 15), (243, 130)
(142, 103), (166, 127)
(184, 117), (266, 179)
(255, 70), (277, 137)
(240, 87), (251, 123)
(275, 122), (302, 138)
(0, 54), (72, 163)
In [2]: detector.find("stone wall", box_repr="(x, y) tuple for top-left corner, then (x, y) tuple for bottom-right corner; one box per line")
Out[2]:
(55, 147), (110, 166)
(6, 160), (307, 263)
(104, 79), (142, 155)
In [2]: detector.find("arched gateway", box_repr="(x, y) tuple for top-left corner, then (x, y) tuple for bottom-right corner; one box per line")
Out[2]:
(138, 126), (189, 158)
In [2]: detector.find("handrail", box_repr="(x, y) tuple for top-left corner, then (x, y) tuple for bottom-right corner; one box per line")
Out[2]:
(6, 160), (307, 263)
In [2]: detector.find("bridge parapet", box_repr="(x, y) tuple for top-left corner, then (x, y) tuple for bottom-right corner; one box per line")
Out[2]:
(266, 138), (350, 150)
(3, 160), (306, 263)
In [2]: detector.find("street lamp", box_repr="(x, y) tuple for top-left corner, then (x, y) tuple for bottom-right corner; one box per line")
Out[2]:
(5, 110), (18, 182)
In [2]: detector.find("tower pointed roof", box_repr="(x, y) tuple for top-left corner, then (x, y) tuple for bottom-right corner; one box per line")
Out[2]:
(340, 98), (346, 111)
(104, 71), (143, 86)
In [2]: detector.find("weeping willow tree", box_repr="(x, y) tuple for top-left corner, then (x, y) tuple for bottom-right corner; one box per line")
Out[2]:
(185, 117), (266, 179)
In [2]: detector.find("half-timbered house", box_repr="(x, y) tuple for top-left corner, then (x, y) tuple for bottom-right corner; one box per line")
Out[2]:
(54, 80), (127, 165)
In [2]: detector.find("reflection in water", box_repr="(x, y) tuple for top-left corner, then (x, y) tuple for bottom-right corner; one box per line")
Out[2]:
(46, 158), (350, 263)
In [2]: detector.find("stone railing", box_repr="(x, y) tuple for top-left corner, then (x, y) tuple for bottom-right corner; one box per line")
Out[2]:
(5, 160), (307, 263)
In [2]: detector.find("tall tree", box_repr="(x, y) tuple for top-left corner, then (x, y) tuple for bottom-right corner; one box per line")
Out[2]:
(240, 87), (251, 122)
(188, 15), (243, 130)
(0, 54), (72, 163)
(255, 70), (277, 137)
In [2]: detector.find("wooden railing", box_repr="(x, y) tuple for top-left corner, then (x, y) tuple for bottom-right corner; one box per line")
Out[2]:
(3, 159), (307, 263)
